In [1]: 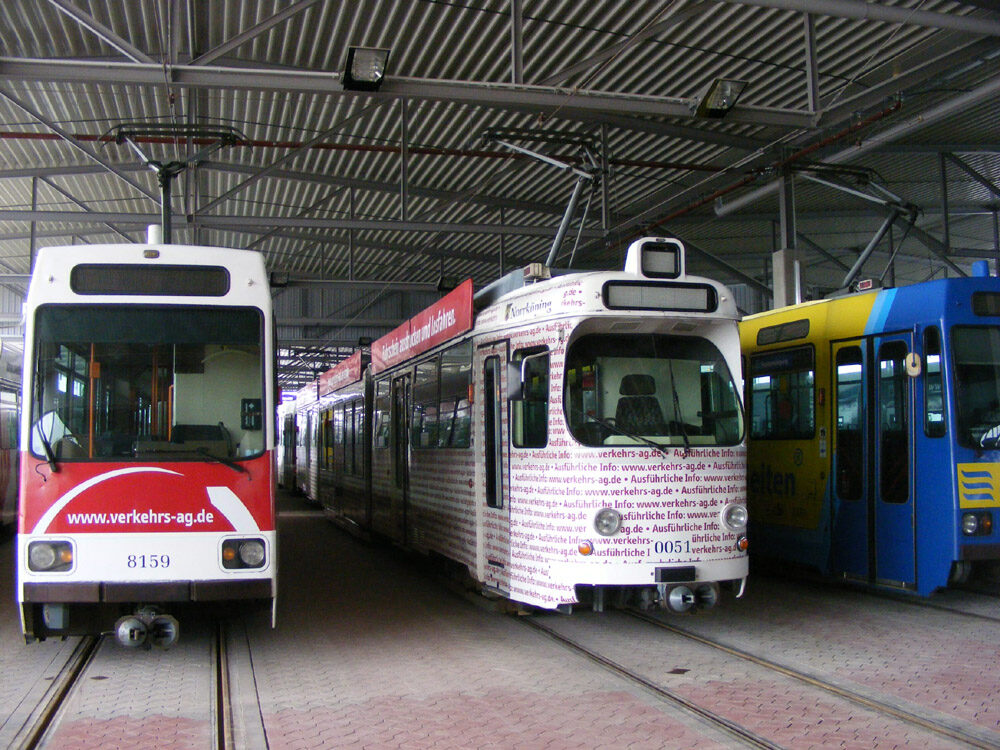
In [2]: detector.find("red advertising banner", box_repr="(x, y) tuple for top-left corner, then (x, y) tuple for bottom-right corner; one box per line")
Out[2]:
(319, 350), (363, 396)
(372, 279), (474, 373)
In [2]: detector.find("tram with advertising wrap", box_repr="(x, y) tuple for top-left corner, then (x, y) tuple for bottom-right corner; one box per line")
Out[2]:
(741, 262), (1000, 595)
(17, 243), (276, 645)
(293, 237), (749, 613)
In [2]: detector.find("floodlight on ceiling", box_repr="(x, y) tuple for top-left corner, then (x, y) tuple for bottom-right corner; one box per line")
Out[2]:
(695, 78), (748, 118)
(343, 47), (390, 91)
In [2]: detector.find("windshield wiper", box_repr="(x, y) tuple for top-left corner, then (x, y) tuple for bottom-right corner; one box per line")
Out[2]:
(581, 411), (671, 458)
(195, 447), (248, 474)
(34, 370), (59, 473)
(36, 428), (59, 473)
(136, 446), (247, 474)
(668, 360), (691, 457)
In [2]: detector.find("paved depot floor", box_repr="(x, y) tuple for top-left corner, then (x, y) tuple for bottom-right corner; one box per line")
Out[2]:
(2, 491), (999, 748)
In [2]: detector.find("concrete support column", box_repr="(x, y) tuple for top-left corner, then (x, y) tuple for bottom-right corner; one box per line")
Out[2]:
(771, 170), (800, 308)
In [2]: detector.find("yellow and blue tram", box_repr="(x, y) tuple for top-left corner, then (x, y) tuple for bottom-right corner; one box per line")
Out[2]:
(741, 262), (1000, 594)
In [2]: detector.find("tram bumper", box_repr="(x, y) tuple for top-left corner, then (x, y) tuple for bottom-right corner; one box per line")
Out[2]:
(20, 578), (274, 642)
(558, 557), (747, 612)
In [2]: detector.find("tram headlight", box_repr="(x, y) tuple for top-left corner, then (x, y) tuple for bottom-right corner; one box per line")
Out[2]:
(221, 538), (267, 569)
(722, 504), (748, 532)
(593, 508), (622, 537)
(27, 540), (73, 572)
(239, 540), (266, 567)
(962, 511), (993, 536)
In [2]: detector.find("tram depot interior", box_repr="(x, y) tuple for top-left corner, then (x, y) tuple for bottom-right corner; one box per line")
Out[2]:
(2, 5), (1000, 604)
(0, 0), (997, 379)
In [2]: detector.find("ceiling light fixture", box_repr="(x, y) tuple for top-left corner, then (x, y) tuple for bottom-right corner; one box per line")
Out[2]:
(342, 47), (390, 91)
(695, 78), (748, 118)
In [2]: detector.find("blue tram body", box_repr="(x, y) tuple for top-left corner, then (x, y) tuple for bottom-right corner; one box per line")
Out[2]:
(741, 264), (1000, 594)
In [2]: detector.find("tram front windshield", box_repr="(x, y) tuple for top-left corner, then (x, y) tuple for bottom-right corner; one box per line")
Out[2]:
(30, 304), (264, 462)
(565, 333), (744, 448)
(953, 325), (1000, 448)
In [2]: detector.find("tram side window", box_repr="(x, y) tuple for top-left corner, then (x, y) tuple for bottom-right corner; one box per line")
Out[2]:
(879, 342), (909, 503)
(344, 401), (355, 474)
(333, 403), (345, 470)
(412, 358), (439, 448)
(923, 327), (946, 438)
(749, 347), (815, 440)
(835, 347), (863, 501)
(320, 408), (333, 469)
(410, 340), (473, 450)
(373, 379), (390, 448)
(439, 340), (472, 449)
(511, 347), (549, 449)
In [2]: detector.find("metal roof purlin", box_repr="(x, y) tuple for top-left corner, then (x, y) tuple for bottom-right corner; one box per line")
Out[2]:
(189, 0), (323, 66)
(0, 86), (160, 205)
(44, 0), (156, 64)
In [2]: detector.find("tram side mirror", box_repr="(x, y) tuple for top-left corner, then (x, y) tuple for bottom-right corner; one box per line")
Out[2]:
(904, 352), (922, 378)
(507, 362), (524, 401)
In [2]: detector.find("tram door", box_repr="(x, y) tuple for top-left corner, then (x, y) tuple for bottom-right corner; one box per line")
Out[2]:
(478, 341), (511, 595)
(831, 335), (916, 587)
(390, 373), (411, 544)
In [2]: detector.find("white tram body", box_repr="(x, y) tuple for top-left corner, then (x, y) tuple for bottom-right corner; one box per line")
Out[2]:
(17, 243), (277, 644)
(302, 238), (748, 611)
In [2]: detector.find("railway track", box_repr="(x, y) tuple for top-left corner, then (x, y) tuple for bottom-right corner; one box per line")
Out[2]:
(9, 635), (101, 749)
(626, 609), (1000, 750)
(522, 615), (783, 749)
(8, 621), (255, 749)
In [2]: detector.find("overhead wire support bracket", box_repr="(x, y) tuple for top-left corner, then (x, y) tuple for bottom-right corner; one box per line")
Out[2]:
(481, 128), (600, 268)
(102, 123), (248, 243)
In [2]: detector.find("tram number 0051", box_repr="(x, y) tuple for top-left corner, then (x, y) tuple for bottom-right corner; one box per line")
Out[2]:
(654, 541), (690, 555)
(127, 554), (171, 569)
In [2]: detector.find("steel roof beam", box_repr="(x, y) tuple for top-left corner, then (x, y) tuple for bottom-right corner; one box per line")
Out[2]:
(0, 160), (571, 217)
(713, 0), (1000, 36)
(816, 38), (1000, 130)
(945, 152), (1000, 200)
(538, 2), (714, 87)
(0, 163), (146, 179)
(878, 144), (1000, 154)
(0, 86), (160, 205)
(196, 101), (391, 216)
(0, 58), (814, 131)
(0, 209), (602, 238)
(714, 73), (1000, 216)
(44, 0), (155, 64)
(204, 161), (568, 217)
(37, 176), (134, 243)
(189, 0), (323, 66)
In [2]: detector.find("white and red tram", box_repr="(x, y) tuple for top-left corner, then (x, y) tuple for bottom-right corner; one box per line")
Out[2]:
(298, 237), (749, 612)
(18, 243), (276, 645)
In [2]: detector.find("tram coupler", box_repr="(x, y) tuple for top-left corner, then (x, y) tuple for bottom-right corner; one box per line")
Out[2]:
(113, 607), (180, 649)
(658, 582), (721, 613)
